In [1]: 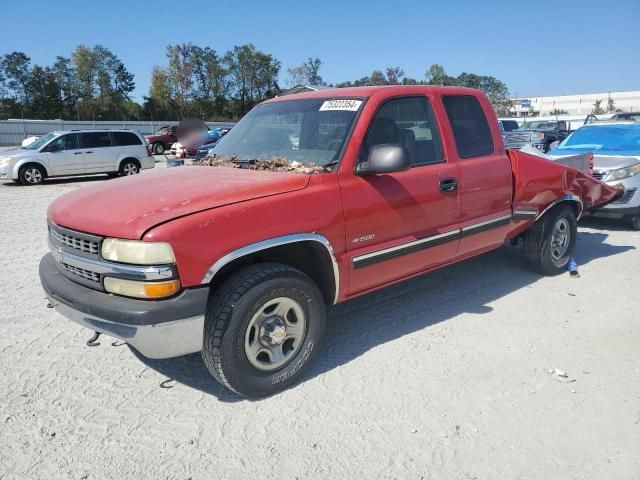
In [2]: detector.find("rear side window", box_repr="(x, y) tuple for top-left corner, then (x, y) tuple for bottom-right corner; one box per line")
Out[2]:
(112, 132), (142, 146)
(442, 95), (494, 158)
(82, 132), (113, 148)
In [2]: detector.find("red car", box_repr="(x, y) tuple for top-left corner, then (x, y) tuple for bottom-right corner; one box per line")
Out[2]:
(144, 125), (177, 155)
(40, 86), (619, 397)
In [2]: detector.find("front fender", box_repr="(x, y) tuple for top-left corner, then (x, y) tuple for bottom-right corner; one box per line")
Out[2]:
(13, 157), (51, 178)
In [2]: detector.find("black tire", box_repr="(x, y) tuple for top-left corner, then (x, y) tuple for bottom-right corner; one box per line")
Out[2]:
(152, 143), (165, 155)
(629, 214), (640, 231)
(524, 204), (577, 275)
(202, 263), (326, 398)
(119, 159), (140, 176)
(18, 164), (45, 185)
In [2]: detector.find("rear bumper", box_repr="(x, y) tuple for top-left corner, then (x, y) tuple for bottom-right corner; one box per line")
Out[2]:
(39, 253), (209, 359)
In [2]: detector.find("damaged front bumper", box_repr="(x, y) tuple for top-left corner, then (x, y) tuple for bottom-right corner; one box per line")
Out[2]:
(39, 253), (209, 359)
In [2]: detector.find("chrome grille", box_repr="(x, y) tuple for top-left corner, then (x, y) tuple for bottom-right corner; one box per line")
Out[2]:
(62, 263), (100, 283)
(613, 188), (637, 205)
(50, 229), (99, 255)
(592, 170), (607, 181)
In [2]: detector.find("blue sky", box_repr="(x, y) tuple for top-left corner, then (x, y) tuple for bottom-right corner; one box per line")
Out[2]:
(2, 0), (638, 101)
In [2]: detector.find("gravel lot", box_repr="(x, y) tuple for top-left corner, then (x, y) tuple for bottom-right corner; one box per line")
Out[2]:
(1, 162), (639, 479)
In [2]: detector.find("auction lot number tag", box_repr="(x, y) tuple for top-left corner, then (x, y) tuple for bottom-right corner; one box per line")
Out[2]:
(319, 99), (362, 111)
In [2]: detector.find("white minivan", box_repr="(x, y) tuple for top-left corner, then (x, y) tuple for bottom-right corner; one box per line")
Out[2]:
(0, 129), (154, 185)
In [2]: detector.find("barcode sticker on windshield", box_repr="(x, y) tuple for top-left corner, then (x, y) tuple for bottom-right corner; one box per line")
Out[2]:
(319, 99), (362, 112)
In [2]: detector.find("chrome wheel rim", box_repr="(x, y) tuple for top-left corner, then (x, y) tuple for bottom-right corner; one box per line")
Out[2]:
(123, 163), (138, 175)
(551, 218), (570, 261)
(244, 297), (306, 371)
(24, 168), (42, 184)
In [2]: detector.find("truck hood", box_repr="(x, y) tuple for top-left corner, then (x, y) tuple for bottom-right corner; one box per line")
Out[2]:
(48, 166), (310, 239)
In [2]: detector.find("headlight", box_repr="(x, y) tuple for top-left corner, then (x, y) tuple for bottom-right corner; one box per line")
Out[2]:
(104, 277), (181, 299)
(605, 163), (640, 182)
(1, 157), (13, 166)
(532, 132), (545, 140)
(101, 238), (175, 265)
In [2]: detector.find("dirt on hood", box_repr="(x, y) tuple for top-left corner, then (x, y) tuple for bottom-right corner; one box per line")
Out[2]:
(192, 155), (332, 174)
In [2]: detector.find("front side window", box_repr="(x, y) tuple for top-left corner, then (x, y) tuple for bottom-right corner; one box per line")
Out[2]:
(82, 132), (113, 149)
(359, 97), (443, 166)
(443, 95), (494, 159)
(212, 98), (362, 167)
(47, 133), (79, 151)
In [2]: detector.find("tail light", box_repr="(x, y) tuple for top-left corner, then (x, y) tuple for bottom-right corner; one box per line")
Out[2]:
(146, 145), (153, 157)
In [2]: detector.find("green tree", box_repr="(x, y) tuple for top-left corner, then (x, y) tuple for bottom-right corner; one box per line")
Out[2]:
(385, 67), (404, 85)
(606, 96), (617, 113)
(592, 99), (605, 115)
(0, 52), (32, 107)
(424, 64), (456, 86)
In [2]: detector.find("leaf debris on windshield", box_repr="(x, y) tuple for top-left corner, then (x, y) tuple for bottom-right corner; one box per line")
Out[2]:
(191, 155), (332, 174)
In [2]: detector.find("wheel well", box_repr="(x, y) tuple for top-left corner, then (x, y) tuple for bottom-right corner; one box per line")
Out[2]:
(19, 162), (47, 178)
(120, 157), (141, 169)
(209, 241), (337, 305)
(539, 198), (582, 221)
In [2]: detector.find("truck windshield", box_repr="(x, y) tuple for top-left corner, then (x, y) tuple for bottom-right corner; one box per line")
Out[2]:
(23, 132), (56, 150)
(557, 125), (640, 151)
(518, 121), (557, 131)
(211, 98), (362, 167)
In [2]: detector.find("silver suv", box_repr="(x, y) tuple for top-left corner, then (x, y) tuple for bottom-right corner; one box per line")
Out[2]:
(0, 129), (154, 185)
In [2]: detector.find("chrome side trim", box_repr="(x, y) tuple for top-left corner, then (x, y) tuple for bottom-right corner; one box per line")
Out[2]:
(50, 300), (204, 359)
(352, 229), (459, 264)
(200, 233), (340, 305)
(536, 195), (584, 221)
(48, 239), (175, 281)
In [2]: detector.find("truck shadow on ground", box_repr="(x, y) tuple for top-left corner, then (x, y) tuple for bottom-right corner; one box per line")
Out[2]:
(135, 230), (634, 402)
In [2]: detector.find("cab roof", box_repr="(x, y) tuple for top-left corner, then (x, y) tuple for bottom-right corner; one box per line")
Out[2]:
(266, 85), (485, 103)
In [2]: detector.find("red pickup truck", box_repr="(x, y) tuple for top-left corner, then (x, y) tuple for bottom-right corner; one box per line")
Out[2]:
(40, 86), (619, 397)
(144, 125), (177, 155)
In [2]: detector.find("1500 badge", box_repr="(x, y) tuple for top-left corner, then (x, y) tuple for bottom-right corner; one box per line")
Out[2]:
(352, 234), (376, 243)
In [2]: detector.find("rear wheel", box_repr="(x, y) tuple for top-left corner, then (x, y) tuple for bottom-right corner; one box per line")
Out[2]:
(152, 143), (165, 155)
(202, 263), (326, 398)
(19, 164), (45, 185)
(629, 214), (640, 231)
(524, 204), (577, 275)
(119, 159), (140, 176)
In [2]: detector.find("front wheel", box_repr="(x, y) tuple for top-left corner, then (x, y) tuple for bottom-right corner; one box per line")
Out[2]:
(152, 143), (165, 155)
(119, 159), (140, 176)
(19, 165), (45, 185)
(202, 263), (326, 398)
(629, 214), (640, 231)
(524, 204), (577, 275)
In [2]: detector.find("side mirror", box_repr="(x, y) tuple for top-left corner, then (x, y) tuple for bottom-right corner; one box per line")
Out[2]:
(356, 144), (411, 176)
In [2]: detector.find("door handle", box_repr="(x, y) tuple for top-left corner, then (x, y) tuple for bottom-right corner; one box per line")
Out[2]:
(74, 152), (83, 155)
(85, 151), (94, 154)
(440, 177), (458, 193)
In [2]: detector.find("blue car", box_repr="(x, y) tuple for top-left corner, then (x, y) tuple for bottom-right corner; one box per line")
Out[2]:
(194, 128), (228, 160)
(548, 122), (640, 229)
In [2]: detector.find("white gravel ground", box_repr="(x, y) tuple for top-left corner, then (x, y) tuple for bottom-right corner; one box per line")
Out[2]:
(0, 163), (639, 480)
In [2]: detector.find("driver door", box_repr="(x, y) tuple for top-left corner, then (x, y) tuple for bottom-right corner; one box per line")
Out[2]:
(339, 96), (461, 296)
(45, 133), (84, 175)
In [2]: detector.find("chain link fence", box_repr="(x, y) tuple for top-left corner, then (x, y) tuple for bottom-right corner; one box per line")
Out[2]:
(0, 119), (236, 146)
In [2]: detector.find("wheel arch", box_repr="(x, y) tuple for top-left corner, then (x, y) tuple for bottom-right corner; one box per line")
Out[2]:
(201, 234), (339, 305)
(14, 158), (50, 178)
(119, 157), (141, 170)
(536, 195), (583, 222)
